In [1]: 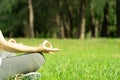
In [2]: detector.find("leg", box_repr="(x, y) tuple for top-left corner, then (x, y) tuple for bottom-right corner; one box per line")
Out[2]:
(0, 51), (16, 59)
(0, 52), (45, 80)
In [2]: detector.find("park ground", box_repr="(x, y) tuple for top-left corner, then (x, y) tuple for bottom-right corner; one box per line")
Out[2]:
(16, 38), (120, 80)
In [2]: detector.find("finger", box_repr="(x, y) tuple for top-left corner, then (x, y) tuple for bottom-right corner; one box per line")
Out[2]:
(52, 48), (60, 51)
(48, 48), (60, 52)
(8, 39), (16, 43)
(43, 40), (53, 48)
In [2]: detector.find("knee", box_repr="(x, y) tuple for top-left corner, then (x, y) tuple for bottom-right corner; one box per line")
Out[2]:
(30, 53), (45, 68)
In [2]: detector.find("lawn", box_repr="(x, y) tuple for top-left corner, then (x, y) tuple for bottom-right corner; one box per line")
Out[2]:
(15, 38), (120, 80)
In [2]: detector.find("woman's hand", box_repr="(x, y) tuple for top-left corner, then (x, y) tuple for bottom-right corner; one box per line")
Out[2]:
(38, 40), (60, 54)
(0, 30), (60, 53)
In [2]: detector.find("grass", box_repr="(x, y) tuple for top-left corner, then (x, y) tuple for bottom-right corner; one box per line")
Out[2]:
(13, 38), (120, 80)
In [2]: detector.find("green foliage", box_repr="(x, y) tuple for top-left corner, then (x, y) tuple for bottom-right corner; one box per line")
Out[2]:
(0, 0), (117, 38)
(108, 0), (116, 37)
(91, 0), (107, 16)
(32, 0), (58, 38)
(0, 0), (27, 37)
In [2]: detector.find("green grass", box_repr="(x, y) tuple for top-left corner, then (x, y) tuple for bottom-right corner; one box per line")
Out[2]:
(15, 38), (120, 80)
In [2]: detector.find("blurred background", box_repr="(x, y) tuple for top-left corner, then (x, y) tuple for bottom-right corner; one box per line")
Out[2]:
(0, 0), (119, 39)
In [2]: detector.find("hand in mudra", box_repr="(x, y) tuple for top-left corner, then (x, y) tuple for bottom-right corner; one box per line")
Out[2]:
(38, 40), (60, 54)
(7, 39), (60, 54)
(0, 30), (60, 54)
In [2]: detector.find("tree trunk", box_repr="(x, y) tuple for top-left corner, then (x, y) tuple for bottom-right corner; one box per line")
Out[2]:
(116, 0), (120, 37)
(76, 0), (87, 39)
(89, 6), (99, 38)
(64, 0), (73, 38)
(90, 8), (96, 37)
(56, 14), (65, 38)
(28, 0), (35, 38)
(100, 1), (109, 37)
(56, 0), (65, 38)
(23, 20), (31, 37)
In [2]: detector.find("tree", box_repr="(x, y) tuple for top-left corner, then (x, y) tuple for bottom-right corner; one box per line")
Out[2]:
(56, 0), (65, 38)
(28, 0), (34, 38)
(56, 0), (78, 38)
(100, 1), (109, 37)
(116, 0), (120, 37)
(64, 0), (73, 38)
(76, 0), (87, 39)
(87, 0), (109, 38)
(89, 7), (97, 38)
(0, 0), (27, 37)
(0, 0), (117, 38)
